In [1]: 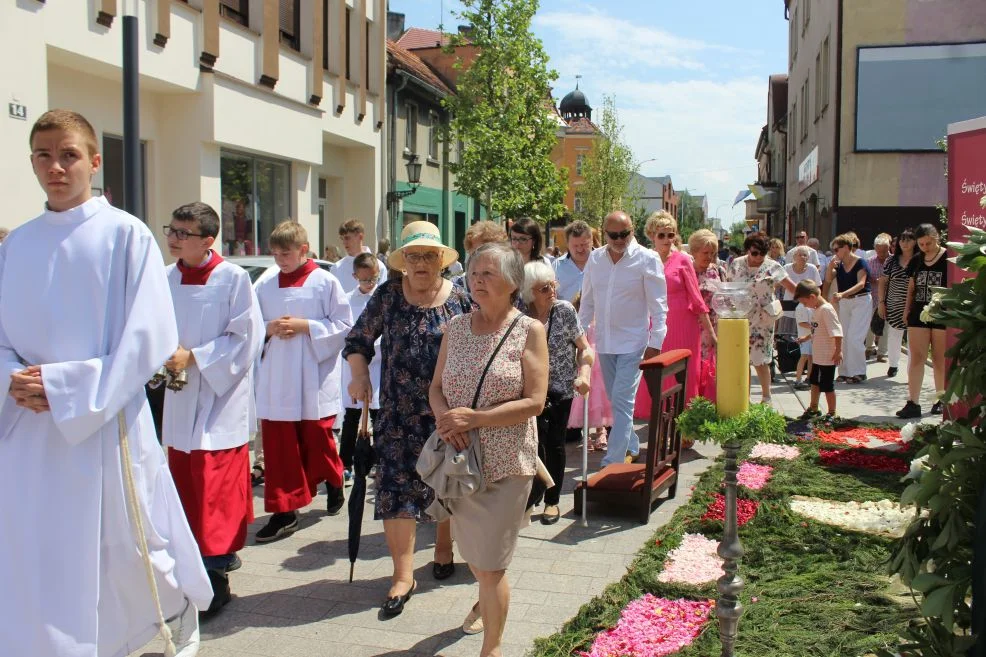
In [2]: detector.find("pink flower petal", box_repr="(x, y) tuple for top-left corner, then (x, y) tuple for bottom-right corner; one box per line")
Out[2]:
(579, 595), (715, 657)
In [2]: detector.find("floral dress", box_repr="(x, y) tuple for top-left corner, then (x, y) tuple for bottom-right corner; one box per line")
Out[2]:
(726, 255), (789, 367)
(696, 261), (727, 401)
(342, 278), (472, 520)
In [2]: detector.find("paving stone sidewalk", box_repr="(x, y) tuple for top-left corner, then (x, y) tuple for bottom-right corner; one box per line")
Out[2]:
(134, 355), (936, 657)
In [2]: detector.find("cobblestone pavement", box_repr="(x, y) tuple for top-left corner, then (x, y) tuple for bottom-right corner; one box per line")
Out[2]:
(134, 356), (936, 657)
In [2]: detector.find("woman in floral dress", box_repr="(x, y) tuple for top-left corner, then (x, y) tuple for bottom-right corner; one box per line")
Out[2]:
(726, 233), (796, 405)
(688, 229), (726, 404)
(344, 222), (471, 614)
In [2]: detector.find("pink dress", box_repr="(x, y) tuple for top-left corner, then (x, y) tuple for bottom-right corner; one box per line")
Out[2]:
(634, 250), (708, 419)
(696, 263), (727, 401)
(568, 325), (613, 430)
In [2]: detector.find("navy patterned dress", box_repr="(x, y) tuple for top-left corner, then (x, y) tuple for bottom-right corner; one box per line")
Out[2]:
(342, 277), (472, 520)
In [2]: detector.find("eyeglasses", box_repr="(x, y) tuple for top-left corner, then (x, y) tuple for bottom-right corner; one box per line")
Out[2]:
(404, 251), (441, 265)
(747, 250), (764, 257)
(355, 275), (379, 284)
(536, 281), (557, 294)
(796, 234), (807, 240)
(653, 232), (675, 240)
(510, 235), (532, 244)
(164, 225), (205, 240)
(606, 229), (632, 240)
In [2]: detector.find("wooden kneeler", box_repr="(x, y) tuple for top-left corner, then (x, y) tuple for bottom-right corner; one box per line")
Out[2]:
(574, 349), (690, 524)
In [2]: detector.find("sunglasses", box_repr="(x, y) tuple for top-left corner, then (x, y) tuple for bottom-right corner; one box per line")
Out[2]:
(606, 229), (632, 240)
(164, 225), (206, 240)
(747, 250), (764, 257)
(653, 232), (676, 240)
(796, 235), (807, 240)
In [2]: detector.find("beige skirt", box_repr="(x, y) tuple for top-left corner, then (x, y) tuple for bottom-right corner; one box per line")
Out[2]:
(449, 475), (533, 571)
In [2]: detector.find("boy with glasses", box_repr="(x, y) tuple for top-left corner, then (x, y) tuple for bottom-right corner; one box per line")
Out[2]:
(162, 202), (264, 617)
(339, 253), (382, 484)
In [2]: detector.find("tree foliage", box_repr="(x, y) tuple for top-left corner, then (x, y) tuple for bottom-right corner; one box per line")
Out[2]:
(677, 190), (710, 241)
(577, 95), (640, 227)
(443, 0), (566, 223)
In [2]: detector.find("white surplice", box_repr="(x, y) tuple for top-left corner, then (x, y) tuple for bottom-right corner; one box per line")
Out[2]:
(254, 267), (353, 421)
(0, 197), (213, 657)
(163, 259), (264, 452)
(340, 286), (381, 410)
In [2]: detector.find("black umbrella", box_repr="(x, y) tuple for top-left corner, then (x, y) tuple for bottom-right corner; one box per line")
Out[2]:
(348, 399), (375, 582)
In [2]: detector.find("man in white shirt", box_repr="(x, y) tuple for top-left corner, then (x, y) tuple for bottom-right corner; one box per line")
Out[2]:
(578, 211), (668, 467)
(335, 219), (388, 294)
(786, 230), (820, 268)
(553, 220), (593, 303)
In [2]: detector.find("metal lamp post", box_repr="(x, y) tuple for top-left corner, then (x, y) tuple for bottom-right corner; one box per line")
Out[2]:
(122, 1), (142, 218)
(709, 282), (755, 657)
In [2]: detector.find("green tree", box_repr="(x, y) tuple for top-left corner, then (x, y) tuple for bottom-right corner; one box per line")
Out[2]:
(443, 0), (567, 222)
(577, 95), (640, 227)
(677, 190), (710, 241)
(727, 221), (747, 249)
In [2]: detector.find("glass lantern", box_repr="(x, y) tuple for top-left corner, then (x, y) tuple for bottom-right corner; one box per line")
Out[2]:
(710, 281), (755, 319)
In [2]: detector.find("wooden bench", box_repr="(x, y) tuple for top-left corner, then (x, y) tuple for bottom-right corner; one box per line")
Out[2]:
(574, 349), (690, 523)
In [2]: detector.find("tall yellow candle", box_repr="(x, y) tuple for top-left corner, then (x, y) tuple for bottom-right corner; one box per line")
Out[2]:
(716, 317), (750, 418)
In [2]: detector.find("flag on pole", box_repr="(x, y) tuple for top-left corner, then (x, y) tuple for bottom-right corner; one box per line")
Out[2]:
(732, 189), (752, 206)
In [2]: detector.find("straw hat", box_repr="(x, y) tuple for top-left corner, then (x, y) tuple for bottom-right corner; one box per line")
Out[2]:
(388, 221), (459, 270)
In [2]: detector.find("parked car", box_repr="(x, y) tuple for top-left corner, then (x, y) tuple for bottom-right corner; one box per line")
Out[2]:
(226, 256), (335, 284)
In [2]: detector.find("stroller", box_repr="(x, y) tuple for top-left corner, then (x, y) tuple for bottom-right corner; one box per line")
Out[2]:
(773, 299), (802, 378)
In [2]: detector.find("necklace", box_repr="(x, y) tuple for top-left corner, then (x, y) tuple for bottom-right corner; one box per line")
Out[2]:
(925, 246), (942, 264)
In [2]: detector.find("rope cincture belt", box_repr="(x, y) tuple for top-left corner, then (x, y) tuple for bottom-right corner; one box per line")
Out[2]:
(118, 411), (178, 657)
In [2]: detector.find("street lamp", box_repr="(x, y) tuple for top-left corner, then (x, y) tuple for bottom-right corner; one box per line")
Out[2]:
(387, 155), (422, 204)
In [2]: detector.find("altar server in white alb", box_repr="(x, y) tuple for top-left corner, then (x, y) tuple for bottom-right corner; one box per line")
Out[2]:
(162, 201), (264, 616)
(0, 110), (211, 656)
(254, 220), (353, 543)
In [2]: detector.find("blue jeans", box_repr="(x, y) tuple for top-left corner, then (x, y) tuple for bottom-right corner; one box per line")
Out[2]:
(598, 349), (645, 467)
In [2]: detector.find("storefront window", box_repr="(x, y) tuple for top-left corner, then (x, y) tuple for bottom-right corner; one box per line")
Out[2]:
(220, 150), (291, 255)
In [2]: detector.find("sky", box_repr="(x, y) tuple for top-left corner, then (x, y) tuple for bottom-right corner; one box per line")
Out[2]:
(388, 0), (789, 228)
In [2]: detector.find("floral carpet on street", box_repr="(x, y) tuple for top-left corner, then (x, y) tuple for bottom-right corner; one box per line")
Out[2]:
(533, 419), (922, 657)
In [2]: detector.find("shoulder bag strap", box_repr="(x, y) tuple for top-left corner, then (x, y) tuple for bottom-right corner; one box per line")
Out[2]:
(471, 313), (524, 409)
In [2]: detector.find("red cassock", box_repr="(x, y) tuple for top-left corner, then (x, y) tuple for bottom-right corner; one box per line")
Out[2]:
(168, 445), (254, 555)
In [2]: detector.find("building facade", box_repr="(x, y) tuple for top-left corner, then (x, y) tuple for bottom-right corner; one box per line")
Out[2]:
(784, 0), (986, 247)
(754, 74), (788, 241)
(3, 0), (386, 258)
(386, 36), (483, 259)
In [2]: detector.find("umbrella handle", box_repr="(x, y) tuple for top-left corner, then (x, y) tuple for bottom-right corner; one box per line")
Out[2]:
(359, 397), (370, 436)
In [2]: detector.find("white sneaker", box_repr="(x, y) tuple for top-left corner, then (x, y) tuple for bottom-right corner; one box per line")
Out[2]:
(166, 598), (200, 657)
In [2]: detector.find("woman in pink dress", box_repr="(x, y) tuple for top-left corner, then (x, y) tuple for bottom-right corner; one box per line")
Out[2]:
(688, 229), (725, 402)
(634, 212), (713, 424)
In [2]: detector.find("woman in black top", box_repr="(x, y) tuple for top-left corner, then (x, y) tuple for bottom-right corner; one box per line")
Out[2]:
(897, 223), (948, 419)
(823, 233), (871, 384)
(877, 229), (916, 378)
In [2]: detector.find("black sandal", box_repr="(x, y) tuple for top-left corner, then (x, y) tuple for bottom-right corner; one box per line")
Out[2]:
(251, 465), (265, 487)
(847, 376), (864, 384)
(432, 558), (455, 580)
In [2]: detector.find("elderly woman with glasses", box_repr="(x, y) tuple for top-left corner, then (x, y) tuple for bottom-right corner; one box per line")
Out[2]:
(635, 211), (713, 422)
(726, 232), (797, 405)
(430, 242), (548, 652)
(344, 221), (472, 616)
(521, 261), (592, 524)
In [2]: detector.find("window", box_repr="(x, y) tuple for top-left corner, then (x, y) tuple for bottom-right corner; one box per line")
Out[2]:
(576, 153), (585, 176)
(278, 0), (300, 50)
(574, 193), (584, 214)
(789, 102), (796, 157)
(821, 36), (830, 110)
(365, 22), (371, 89)
(220, 150), (291, 256)
(855, 42), (986, 151)
(801, 81), (808, 141)
(405, 102), (418, 154)
(322, 0), (329, 69)
(345, 7), (352, 81)
(428, 111), (440, 160)
(814, 53), (822, 119)
(219, 0), (248, 27)
(792, 7), (798, 60)
(101, 135), (147, 221)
